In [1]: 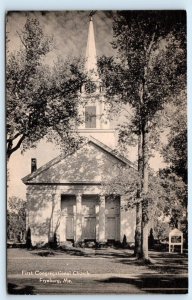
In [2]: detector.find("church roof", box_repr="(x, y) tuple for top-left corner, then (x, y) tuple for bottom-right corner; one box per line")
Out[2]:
(22, 136), (136, 184)
(89, 136), (136, 168)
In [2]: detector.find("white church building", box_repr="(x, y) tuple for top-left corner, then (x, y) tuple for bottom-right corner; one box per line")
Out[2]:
(22, 16), (136, 247)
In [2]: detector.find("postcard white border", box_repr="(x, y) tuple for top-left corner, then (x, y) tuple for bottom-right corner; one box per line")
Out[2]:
(1, 0), (191, 299)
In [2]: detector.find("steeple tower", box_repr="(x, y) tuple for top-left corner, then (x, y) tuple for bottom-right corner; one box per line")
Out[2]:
(85, 15), (99, 81)
(78, 14), (116, 149)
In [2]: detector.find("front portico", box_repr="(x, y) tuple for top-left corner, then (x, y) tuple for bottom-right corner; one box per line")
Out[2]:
(58, 192), (121, 244)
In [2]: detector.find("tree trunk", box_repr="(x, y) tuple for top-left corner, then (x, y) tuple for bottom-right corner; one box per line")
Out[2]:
(134, 131), (143, 257)
(141, 122), (149, 260)
(134, 202), (142, 256)
(142, 205), (149, 260)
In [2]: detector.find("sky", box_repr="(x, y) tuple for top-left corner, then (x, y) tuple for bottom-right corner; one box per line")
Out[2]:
(7, 11), (114, 63)
(7, 11), (167, 199)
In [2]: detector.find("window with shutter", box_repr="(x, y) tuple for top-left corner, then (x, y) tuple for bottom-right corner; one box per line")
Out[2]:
(85, 106), (96, 128)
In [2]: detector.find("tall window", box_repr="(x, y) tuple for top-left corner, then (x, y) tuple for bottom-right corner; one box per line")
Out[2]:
(85, 106), (96, 128)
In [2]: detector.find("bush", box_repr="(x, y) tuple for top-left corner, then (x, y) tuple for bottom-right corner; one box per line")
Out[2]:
(26, 227), (32, 249)
(148, 228), (155, 249)
(49, 232), (58, 249)
(122, 234), (128, 248)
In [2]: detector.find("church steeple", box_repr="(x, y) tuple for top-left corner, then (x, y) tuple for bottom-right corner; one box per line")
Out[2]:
(78, 13), (116, 149)
(85, 15), (99, 81)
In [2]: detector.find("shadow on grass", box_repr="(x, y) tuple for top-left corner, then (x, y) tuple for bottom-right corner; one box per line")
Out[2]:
(8, 283), (35, 295)
(15, 248), (188, 276)
(31, 248), (91, 257)
(147, 261), (188, 274)
(53, 248), (133, 258)
(149, 251), (188, 259)
(32, 250), (55, 257)
(30, 248), (136, 259)
(61, 249), (90, 256)
(96, 275), (188, 294)
(94, 250), (133, 259)
(9, 246), (134, 259)
(115, 251), (188, 274)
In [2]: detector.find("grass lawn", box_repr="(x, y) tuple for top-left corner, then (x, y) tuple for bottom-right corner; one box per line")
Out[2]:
(7, 248), (188, 295)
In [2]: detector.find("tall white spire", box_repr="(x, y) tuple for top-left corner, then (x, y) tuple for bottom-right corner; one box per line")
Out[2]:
(79, 14), (116, 149)
(85, 16), (99, 80)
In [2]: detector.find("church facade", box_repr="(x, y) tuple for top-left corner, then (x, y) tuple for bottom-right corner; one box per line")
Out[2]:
(22, 16), (136, 246)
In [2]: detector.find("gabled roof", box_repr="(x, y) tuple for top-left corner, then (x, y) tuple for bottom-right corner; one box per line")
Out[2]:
(88, 136), (136, 168)
(22, 136), (136, 184)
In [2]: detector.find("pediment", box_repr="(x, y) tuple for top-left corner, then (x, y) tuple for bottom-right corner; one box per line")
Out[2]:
(22, 138), (135, 184)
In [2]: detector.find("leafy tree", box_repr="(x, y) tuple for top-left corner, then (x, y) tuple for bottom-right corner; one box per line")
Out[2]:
(98, 11), (186, 259)
(153, 221), (170, 241)
(164, 131), (187, 183)
(7, 196), (26, 242)
(102, 163), (139, 202)
(161, 90), (187, 184)
(6, 15), (86, 159)
(158, 89), (187, 245)
(154, 169), (187, 246)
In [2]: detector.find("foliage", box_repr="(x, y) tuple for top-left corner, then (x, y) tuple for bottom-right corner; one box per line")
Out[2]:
(6, 16), (86, 159)
(102, 163), (139, 208)
(157, 89), (187, 238)
(98, 11), (186, 150)
(7, 196), (26, 242)
(151, 168), (187, 242)
(153, 221), (170, 240)
(98, 11), (186, 259)
(103, 162), (186, 220)
(161, 90), (187, 183)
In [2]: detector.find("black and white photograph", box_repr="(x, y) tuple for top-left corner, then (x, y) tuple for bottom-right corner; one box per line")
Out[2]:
(6, 10), (187, 294)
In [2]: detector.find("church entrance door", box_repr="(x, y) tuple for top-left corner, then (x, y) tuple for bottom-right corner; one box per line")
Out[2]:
(82, 195), (98, 240)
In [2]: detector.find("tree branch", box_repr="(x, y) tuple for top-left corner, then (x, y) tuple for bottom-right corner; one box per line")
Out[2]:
(7, 132), (21, 143)
(123, 106), (134, 118)
(146, 28), (157, 58)
(16, 31), (27, 49)
(139, 30), (157, 108)
(7, 134), (25, 159)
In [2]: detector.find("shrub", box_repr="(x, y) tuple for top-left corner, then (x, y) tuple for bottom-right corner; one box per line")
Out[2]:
(26, 227), (32, 249)
(49, 232), (58, 249)
(122, 234), (128, 248)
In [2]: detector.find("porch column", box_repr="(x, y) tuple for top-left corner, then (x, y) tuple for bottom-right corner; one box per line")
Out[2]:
(95, 204), (99, 241)
(50, 193), (56, 239)
(59, 215), (66, 243)
(98, 195), (106, 242)
(120, 195), (128, 242)
(75, 194), (82, 242)
(26, 193), (29, 230)
(52, 192), (62, 243)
